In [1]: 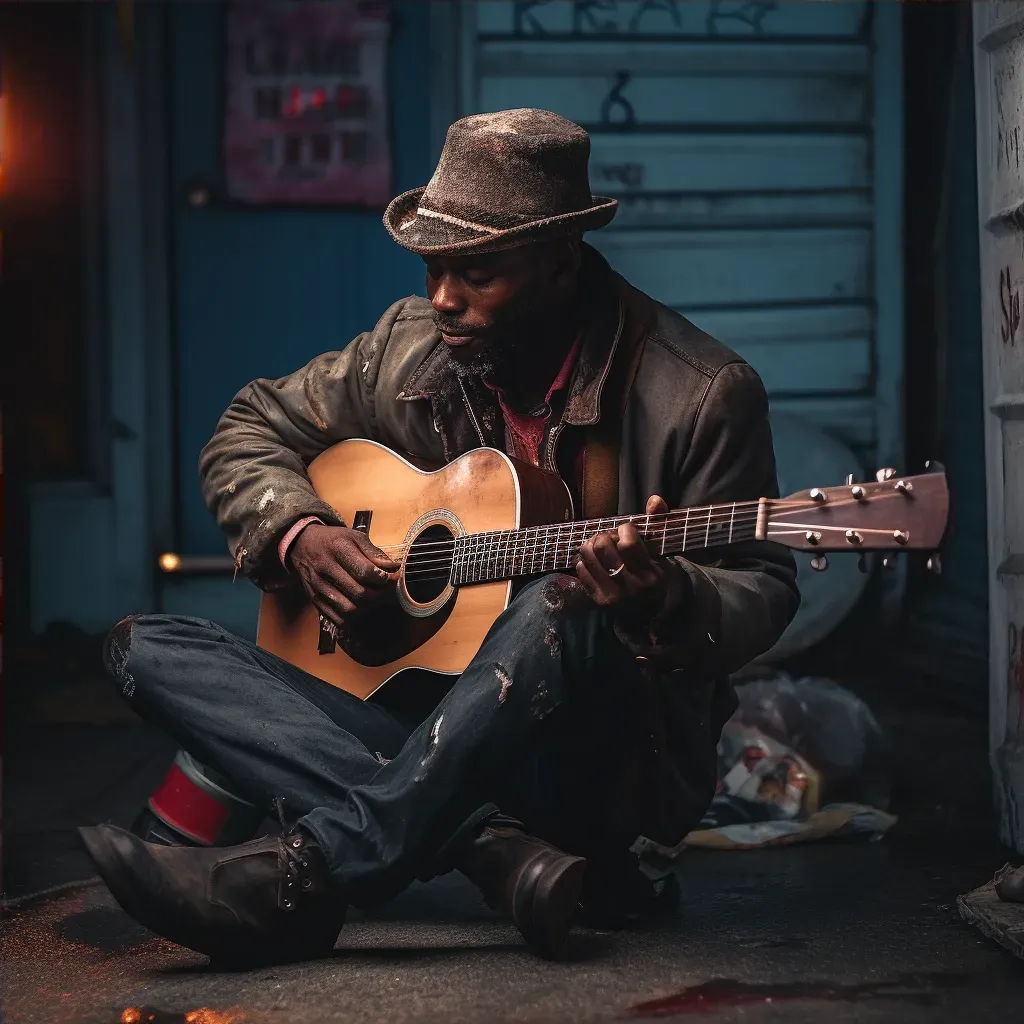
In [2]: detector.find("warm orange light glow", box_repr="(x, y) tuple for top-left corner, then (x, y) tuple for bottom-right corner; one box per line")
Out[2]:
(121, 1010), (142, 1024)
(158, 552), (182, 572)
(0, 95), (7, 195)
(183, 1009), (247, 1024)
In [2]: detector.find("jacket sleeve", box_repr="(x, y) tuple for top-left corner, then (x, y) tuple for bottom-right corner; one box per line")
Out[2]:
(619, 361), (800, 674)
(199, 326), (387, 591)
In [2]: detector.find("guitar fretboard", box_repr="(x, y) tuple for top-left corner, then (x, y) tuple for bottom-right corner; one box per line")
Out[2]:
(449, 503), (761, 586)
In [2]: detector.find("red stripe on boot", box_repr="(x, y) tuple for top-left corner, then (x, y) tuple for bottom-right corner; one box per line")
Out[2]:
(148, 762), (231, 845)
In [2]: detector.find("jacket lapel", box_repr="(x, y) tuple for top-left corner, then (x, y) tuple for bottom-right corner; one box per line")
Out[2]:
(397, 244), (630, 461)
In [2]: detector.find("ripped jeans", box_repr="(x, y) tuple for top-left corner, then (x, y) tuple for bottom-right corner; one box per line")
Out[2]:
(106, 575), (710, 908)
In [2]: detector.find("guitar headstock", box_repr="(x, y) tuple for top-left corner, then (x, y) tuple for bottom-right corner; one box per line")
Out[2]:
(767, 464), (949, 564)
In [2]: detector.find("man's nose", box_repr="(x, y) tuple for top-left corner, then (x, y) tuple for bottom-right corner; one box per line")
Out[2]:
(430, 273), (464, 315)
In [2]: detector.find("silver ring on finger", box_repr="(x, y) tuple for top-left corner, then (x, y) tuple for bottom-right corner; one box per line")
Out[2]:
(607, 564), (626, 577)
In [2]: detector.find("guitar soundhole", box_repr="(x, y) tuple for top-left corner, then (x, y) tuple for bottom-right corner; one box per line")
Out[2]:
(404, 523), (455, 605)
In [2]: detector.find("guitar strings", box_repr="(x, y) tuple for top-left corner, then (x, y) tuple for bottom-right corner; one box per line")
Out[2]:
(402, 517), (768, 580)
(399, 494), (878, 573)
(401, 510), (765, 575)
(372, 498), (806, 556)
(375, 492), (884, 559)
(401, 503), (910, 581)
(399, 496), (889, 577)
(381, 502), (777, 561)
(387, 491), (913, 581)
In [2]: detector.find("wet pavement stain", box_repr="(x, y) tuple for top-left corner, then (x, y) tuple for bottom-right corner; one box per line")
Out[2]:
(628, 973), (978, 1016)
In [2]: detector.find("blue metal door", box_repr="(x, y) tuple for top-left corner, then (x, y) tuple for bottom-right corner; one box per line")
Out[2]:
(168, 1), (432, 555)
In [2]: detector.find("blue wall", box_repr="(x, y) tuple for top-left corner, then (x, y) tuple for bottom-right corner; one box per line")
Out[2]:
(169, 1), (432, 555)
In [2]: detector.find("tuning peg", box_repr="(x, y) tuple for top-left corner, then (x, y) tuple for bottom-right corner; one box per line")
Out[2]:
(809, 488), (827, 503)
(858, 553), (868, 574)
(924, 460), (945, 474)
(845, 473), (855, 486)
(927, 553), (942, 575)
(876, 467), (896, 482)
(882, 555), (897, 570)
(810, 555), (829, 572)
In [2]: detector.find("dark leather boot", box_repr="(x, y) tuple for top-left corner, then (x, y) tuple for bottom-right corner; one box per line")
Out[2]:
(457, 825), (586, 960)
(79, 824), (346, 966)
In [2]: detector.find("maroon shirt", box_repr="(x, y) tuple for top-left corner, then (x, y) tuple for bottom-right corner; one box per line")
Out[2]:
(487, 335), (582, 468)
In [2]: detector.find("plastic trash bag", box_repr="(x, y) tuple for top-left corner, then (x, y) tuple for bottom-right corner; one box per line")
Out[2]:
(635, 674), (895, 864)
(711, 673), (890, 820)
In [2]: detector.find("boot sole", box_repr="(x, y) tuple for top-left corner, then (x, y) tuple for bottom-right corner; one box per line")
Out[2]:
(521, 854), (586, 960)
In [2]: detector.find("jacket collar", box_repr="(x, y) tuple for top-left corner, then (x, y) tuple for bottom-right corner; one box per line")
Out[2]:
(398, 244), (626, 448)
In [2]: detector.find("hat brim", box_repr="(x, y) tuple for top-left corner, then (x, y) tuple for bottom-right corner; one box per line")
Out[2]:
(383, 186), (618, 256)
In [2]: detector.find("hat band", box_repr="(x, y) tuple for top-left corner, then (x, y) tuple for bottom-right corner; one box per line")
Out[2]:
(409, 205), (501, 236)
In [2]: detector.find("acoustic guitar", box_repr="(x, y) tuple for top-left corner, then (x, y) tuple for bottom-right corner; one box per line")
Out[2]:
(257, 439), (949, 700)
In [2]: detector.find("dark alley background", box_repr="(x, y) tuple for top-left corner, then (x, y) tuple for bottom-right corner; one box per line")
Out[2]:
(1, 2), (1022, 1022)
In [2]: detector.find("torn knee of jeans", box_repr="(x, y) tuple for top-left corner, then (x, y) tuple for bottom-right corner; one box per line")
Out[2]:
(541, 575), (587, 613)
(104, 615), (138, 698)
(529, 679), (558, 720)
(543, 626), (562, 657)
(413, 712), (445, 783)
(495, 663), (513, 704)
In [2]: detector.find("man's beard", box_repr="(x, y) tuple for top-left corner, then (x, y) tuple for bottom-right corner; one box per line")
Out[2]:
(435, 290), (565, 386)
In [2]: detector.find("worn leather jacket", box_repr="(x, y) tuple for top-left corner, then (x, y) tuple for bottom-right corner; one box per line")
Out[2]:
(200, 245), (799, 680)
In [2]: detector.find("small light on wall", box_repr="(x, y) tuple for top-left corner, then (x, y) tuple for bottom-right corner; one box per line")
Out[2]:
(158, 552), (182, 573)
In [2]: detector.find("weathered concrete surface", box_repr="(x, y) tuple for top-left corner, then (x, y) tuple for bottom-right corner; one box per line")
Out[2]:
(959, 879), (1024, 961)
(4, 671), (1024, 1022)
(4, 840), (1024, 1024)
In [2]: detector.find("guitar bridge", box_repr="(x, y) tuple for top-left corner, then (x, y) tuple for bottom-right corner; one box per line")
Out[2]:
(317, 614), (338, 655)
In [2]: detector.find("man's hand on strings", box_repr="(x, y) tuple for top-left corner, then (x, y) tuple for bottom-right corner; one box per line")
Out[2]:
(575, 494), (686, 622)
(288, 524), (399, 628)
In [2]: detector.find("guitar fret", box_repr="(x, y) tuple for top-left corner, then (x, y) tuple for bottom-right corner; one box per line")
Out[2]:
(454, 499), (776, 585)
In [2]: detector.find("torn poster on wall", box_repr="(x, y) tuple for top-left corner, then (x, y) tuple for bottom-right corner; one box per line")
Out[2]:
(224, 0), (392, 206)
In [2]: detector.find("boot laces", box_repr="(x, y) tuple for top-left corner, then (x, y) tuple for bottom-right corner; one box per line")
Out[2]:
(273, 797), (314, 910)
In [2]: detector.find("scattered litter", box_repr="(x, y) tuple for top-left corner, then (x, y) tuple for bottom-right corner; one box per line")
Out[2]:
(636, 674), (894, 864)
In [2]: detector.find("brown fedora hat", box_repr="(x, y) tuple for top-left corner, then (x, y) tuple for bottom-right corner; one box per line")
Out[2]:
(384, 108), (617, 256)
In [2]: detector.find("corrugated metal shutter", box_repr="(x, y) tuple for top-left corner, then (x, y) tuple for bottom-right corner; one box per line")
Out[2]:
(457, 0), (902, 474)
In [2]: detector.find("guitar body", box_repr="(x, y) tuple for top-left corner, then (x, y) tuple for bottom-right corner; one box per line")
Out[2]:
(257, 439), (573, 700)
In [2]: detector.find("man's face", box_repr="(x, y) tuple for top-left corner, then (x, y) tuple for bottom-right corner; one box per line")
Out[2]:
(423, 242), (577, 384)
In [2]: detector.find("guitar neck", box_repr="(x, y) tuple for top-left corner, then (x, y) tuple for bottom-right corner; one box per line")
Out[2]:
(450, 500), (765, 587)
